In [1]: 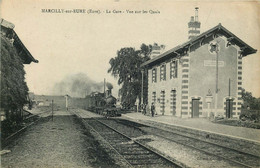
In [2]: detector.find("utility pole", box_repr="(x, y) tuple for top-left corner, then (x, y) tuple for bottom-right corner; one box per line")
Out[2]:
(52, 100), (54, 121)
(104, 78), (106, 98)
(141, 69), (144, 105)
(214, 42), (219, 118)
(229, 78), (231, 97)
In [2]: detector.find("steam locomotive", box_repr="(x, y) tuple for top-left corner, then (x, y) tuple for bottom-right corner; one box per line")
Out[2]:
(85, 89), (121, 117)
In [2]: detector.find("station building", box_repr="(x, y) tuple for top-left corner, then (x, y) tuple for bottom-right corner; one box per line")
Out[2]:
(1, 19), (38, 64)
(1, 19), (38, 120)
(141, 10), (257, 118)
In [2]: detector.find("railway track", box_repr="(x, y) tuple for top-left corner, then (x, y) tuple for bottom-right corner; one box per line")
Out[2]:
(101, 118), (260, 168)
(2, 110), (52, 148)
(142, 120), (260, 155)
(71, 110), (184, 168)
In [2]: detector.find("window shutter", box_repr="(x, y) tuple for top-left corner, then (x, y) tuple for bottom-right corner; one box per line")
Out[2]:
(152, 69), (154, 83)
(155, 68), (157, 82)
(175, 60), (178, 78)
(160, 66), (162, 81)
(164, 65), (166, 80)
(170, 62), (173, 79)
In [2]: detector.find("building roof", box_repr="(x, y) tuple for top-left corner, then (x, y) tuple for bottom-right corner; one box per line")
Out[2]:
(12, 30), (39, 64)
(141, 23), (257, 67)
(0, 18), (15, 29)
(1, 18), (38, 64)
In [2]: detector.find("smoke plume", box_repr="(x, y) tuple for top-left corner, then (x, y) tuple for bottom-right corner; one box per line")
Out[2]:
(106, 82), (113, 90)
(52, 73), (104, 97)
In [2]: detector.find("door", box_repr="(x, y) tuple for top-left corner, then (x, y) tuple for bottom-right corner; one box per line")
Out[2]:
(160, 91), (165, 115)
(171, 90), (176, 115)
(226, 99), (233, 118)
(192, 99), (200, 118)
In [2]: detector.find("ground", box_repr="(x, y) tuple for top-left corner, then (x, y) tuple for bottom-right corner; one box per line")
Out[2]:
(122, 112), (260, 142)
(1, 111), (119, 168)
(213, 118), (260, 129)
(2, 109), (259, 168)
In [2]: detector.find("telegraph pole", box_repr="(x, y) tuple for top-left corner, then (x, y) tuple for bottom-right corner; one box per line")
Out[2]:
(229, 78), (231, 97)
(104, 78), (106, 97)
(214, 42), (219, 118)
(52, 100), (54, 121)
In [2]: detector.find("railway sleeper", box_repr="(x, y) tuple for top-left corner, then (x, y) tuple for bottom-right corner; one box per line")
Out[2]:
(98, 130), (122, 138)
(229, 156), (260, 167)
(108, 142), (135, 146)
(123, 154), (159, 160)
(101, 134), (125, 138)
(112, 143), (139, 147)
(99, 134), (125, 139)
(112, 145), (141, 150)
(105, 139), (130, 143)
(129, 164), (169, 168)
(114, 147), (148, 152)
(113, 144), (145, 149)
(198, 146), (259, 167)
(104, 137), (129, 141)
(121, 150), (151, 155)
(128, 158), (167, 165)
(90, 129), (110, 132)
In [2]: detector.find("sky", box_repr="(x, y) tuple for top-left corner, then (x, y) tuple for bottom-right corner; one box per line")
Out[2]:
(1, 0), (260, 97)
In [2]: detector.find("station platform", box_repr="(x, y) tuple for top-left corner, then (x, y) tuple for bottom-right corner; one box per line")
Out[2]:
(121, 112), (260, 144)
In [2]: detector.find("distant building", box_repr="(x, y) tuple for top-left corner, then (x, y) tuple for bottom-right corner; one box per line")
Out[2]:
(141, 9), (257, 118)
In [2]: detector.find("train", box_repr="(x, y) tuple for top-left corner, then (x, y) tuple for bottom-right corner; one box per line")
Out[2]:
(85, 89), (121, 117)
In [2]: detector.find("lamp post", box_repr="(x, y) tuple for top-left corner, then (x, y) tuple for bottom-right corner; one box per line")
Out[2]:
(65, 94), (69, 111)
(226, 78), (233, 118)
(205, 89), (213, 118)
(214, 41), (220, 118)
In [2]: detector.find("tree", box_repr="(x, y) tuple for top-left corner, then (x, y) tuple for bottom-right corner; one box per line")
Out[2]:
(108, 44), (152, 108)
(1, 36), (29, 120)
(241, 88), (260, 110)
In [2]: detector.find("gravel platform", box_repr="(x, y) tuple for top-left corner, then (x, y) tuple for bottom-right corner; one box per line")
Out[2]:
(1, 111), (120, 168)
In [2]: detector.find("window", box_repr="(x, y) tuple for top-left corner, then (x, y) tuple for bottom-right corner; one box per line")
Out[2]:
(152, 92), (156, 103)
(160, 64), (166, 81)
(160, 91), (165, 115)
(171, 90), (177, 115)
(152, 68), (157, 83)
(170, 60), (178, 79)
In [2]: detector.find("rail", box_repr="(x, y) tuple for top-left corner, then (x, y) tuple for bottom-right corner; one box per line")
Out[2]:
(71, 109), (185, 168)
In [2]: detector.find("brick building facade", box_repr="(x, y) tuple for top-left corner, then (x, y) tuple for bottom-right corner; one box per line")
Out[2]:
(141, 24), (256, 118)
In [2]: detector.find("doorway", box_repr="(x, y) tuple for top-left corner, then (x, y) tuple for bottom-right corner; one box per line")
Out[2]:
(192, 99), (200, 118)
(226, 99), (233, 118)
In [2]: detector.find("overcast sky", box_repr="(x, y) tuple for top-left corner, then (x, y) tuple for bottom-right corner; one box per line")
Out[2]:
(1, 0), (260, 97)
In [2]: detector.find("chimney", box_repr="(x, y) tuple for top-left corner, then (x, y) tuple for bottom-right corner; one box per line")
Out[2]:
(150, 43), (165, 59)
(106, 89), (112, 98)
(188, 7), (201, 39)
